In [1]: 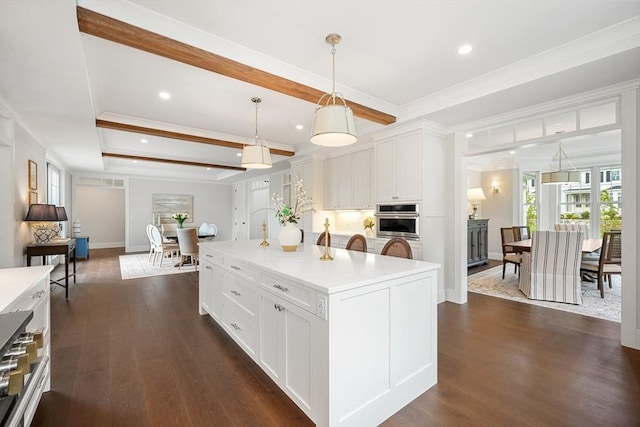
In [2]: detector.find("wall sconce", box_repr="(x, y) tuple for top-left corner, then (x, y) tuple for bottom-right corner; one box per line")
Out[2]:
(491, 181), (499, 194)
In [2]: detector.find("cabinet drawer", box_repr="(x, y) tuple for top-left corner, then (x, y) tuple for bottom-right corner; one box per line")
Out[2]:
(222, 297), (257, 357)
(201, 250), (222, 265)
(261, 273), (316, 314)
(222, 272), (257, 319)
(3, 277), (48, 314)
(224, 258), (259, 283)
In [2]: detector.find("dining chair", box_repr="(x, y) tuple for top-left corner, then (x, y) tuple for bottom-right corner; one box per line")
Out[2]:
(146, 224), (155, 261)
(316, 232), (331, 247)
(500, 227), (522, 279)
(176, 227), (199, 271)
(345, 234), (367, 252)
(518, 230), (584, 304)
(580, 230), (621, 298)
(554, 223), (589, 237)
(161, 222), (178, 241)
(512, 225), (531, 241)
(380, 238), (412, 259)
(198, 222), (217, 240)
(149, 225), (180, 266)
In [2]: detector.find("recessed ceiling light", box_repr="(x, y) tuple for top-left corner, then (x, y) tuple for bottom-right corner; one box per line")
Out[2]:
(509, 151), (516, 155)
(132, 160), (138, 164)
(141, 139), (148, 143)
(159, 91), (171, 100)
(466, 133), (473, 138)
(206, 167), (211, 171)
(458, 44), (473, 55)
(296, 124), (304, 130)
(236, 152), (242, 157)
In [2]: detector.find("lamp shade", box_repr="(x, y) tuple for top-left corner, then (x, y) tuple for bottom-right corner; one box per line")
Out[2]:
(25, 204), (59, 222)
(467, 188), (486, 201)
(310, 104), (357, 147)
(55, 206), (68, 221)
(241, 145), (272, 169)
(541, 170), (581, 185)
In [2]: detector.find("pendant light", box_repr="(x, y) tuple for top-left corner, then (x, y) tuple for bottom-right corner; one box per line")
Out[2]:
(241, 97), (272, 169)
(310, 33), (357, 147)
(541, 139), (580, 184)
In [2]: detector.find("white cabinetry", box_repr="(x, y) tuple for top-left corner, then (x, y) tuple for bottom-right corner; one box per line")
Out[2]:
(375, 130), (422, 202)
(258, 288), (316, 416)
(291, 159), (323, 231)
(324, 149), (373, 210)
(199, 252), (222, 320)
(199, 241), (439, 427)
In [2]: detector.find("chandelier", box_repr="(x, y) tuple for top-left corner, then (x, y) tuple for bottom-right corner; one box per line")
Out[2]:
(541, 139), (580, 184)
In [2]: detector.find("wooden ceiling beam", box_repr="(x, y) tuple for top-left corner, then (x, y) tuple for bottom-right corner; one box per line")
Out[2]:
(96, 119), (295, 157)
(77, 6), (396, 126)
(102, 152), (246, 171)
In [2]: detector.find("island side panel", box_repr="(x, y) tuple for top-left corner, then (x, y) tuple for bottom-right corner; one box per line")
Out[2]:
(327, 270), (437, 426)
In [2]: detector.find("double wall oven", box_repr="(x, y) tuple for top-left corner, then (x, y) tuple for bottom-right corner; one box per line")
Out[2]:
(375, 203), (420, 241)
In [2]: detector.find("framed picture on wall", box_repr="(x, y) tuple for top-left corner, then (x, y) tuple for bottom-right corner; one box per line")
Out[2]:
(29, 191), (37, 206)
(28, 160), (37, 191)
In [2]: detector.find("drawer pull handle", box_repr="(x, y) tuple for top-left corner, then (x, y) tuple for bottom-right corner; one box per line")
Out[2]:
(206, 266), (212, 270)
(230, 290), (241, 297)
(230, 323), (241, 331)
(273, 284), (289, 292)
(32, 290), (45, 299)
(206, 254), (213, 258)
(274, 303), (285, 312)
(230, 265), (241, 271)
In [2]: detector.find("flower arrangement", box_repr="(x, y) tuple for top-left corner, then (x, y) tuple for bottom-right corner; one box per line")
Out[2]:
(171, 212), (189, 227)
(272, 178), (313, 226)
(363, 216), (375, 231)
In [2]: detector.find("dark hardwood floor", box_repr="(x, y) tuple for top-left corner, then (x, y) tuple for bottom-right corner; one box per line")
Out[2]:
(34, 248), (640, 426)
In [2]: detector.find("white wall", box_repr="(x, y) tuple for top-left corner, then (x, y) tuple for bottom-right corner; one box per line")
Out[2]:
(76, 186), (125, 248)
(481, 169), (518, 259)
(128, 178), (232, 252)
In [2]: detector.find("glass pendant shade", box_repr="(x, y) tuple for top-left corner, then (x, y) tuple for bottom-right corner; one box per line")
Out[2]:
(310, 104), (357, 147)
(241, 144), (272, 169)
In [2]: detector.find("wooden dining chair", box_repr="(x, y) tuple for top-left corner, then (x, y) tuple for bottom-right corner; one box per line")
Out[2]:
(380, 238), (412, 259)
(512, 225), (531, 241)
(316, 232), (331, 247)
(345, 234), (367, 252)
(500, 227), (522, 279)
(580, 230), (621, 298)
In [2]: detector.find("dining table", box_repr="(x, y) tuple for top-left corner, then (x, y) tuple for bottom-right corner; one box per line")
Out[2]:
(508, 238), (602, 254)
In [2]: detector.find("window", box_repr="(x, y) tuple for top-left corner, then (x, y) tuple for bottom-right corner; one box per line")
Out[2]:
(559, 168), (591, 226)
(585, 172), (590, 184)
(598, 166), (622, 235)
(47, 163), (60, 206)
(522, 173), (537, 232)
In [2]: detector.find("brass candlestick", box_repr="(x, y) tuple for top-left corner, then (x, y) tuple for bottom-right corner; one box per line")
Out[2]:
(260, 220), (270, 246)
(320, 218), (333, 261)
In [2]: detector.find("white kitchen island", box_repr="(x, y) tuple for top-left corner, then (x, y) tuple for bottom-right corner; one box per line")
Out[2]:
(198, 240), (439, 427)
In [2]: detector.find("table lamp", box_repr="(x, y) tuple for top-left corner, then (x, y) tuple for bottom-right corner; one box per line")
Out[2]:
(52, 206), (68, 239)
(467, 188), (486, 219)
(25, 204), (59, 244)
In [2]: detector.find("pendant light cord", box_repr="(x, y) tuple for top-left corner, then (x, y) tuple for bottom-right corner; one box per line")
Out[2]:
(331, 46), (337, 105)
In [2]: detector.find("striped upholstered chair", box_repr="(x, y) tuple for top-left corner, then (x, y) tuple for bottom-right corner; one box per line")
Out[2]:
(518, 230), (584, 304)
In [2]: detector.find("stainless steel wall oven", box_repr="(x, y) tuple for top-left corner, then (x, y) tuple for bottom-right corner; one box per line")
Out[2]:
(375, 203), (420, 240)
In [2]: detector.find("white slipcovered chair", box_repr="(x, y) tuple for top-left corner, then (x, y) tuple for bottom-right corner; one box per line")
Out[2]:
(176, 227), (199, 270)
(518, 230), (584, 305)
(554, 222), (589, 237)
(161, 222), (178, 241)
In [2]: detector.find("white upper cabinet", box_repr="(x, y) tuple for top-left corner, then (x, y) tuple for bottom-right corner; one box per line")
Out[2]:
(324, 149), (373, 210)
(375, 130), (422, 202)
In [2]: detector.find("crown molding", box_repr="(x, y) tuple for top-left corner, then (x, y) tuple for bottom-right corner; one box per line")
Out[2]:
(399, 17), (640, 124)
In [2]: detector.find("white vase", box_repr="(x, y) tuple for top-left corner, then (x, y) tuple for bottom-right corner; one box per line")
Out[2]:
(279, 223), (301, 252)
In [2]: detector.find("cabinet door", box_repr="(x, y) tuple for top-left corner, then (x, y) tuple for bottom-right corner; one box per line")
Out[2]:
(258, 290), (315, 416)
(375, 139), (396, 202)
(199, 259), (213, 314)
(336, 155), (353, 208)
(323, 157), (337, 209)
(395, 132), (422, 201)
(353, 149), (372, 209)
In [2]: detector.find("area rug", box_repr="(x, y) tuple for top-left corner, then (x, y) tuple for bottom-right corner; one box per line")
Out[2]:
(468, 266), (621, 322)
(119, 253), (195, 280)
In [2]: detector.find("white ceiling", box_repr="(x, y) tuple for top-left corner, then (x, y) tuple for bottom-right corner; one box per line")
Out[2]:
(0, 0), (638, 182)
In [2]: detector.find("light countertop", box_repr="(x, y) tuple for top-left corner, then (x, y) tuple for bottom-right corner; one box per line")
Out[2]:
(200, 240), (439, 294)
(0, 266), (53, 312)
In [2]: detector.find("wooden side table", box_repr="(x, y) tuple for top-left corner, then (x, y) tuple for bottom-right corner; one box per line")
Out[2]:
(26, 239), (77, 299)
